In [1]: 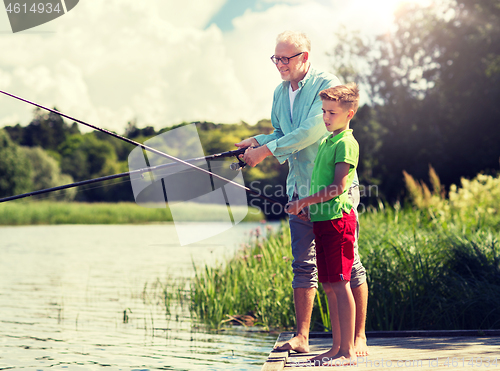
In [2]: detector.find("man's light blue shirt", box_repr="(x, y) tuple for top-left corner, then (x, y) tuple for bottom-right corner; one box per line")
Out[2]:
(254, 66), (359, 200)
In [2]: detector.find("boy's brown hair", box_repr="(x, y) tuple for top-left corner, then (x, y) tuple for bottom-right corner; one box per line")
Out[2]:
(319, 82), (360, 113)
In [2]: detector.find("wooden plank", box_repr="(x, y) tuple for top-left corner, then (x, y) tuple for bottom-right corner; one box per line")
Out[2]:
(365, 330), (500, 338)
(307, 330), (500, 338)
(261, 331), (294, 371)
(282, 335), (500, 370)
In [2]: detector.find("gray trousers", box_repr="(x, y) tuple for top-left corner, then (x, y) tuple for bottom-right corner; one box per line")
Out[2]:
(289, 186), (366, 289)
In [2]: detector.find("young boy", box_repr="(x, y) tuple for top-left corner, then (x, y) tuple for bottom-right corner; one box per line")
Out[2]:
(285, 83), (360, 366)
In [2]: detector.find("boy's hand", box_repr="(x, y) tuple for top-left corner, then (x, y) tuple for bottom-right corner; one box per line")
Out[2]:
(285, 200), (303, 215)
(297, 206), (310, 222)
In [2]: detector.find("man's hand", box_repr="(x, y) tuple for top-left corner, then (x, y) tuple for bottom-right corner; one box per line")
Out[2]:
(235, 138), (259, 148)
(239, 145), (271, 167)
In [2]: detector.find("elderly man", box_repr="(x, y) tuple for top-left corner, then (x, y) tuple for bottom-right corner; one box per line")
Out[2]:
(235, 31), (368, 355)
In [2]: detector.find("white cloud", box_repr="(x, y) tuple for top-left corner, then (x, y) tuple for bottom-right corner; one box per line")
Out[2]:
(0, 68), (12, 88)
(0, 0), (244, 132)
(0, 113), (20, 128)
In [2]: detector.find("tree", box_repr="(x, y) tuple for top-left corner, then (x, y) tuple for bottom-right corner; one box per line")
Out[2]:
(22, 147), (76, 201)
(124, 120), (156, 140)
(4, 108), (80, 151)
(0, 129), (32, 198)
(58, 133), (132, 201)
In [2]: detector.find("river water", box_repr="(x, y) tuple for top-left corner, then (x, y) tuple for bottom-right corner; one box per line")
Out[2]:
(0, 223), (281, 371)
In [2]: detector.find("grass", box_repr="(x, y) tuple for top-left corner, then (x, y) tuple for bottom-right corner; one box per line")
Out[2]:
(187, 208), (500, 331)
(186, 170), (500, 331)
(360, 205), (500, 331)
(190, 223), (296, 330)
(0, 200), (264, 225)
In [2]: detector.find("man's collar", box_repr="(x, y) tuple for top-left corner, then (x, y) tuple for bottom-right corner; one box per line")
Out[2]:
(283, 63), (313, 89)
(298, 64), (313, 89)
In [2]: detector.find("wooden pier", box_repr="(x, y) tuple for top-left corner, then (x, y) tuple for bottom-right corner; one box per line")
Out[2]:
(262, 331), (500, 370)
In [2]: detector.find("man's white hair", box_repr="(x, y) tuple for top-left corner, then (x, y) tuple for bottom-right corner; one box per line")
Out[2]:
(276, 31), (311, 52)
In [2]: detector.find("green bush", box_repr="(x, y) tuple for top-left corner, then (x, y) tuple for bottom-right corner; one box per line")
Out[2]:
(404, 167), (500, 230)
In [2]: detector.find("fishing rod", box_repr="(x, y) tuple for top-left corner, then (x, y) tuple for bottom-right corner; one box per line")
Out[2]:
(0, 148), (246, 203)
(0, 89), (283, 206)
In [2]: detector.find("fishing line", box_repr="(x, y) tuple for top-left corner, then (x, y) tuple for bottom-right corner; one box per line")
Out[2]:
(0, 157), (232, 203)
(20, 178), (129, 202)
(6, 175), (137, 203)
(51, 161), (231, 201)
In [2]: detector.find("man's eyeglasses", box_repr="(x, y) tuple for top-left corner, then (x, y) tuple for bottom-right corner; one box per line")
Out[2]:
(270, 52), (304, 65)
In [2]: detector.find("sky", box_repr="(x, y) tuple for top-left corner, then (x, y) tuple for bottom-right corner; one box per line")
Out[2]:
(0, 0), (425, 133)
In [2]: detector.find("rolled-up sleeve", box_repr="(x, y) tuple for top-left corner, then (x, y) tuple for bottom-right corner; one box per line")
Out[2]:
(253, 89), (284, 149)
(254, 119), (283, 149)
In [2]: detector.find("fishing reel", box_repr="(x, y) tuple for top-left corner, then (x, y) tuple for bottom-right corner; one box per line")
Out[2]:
(228, 145), (258, 170)
(229, 158), (246, 171)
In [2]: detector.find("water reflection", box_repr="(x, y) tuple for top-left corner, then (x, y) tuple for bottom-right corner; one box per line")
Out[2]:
(0, 224), (279, 370)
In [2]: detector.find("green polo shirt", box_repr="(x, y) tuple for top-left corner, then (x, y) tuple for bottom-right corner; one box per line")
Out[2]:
(309, 129), (359, 222)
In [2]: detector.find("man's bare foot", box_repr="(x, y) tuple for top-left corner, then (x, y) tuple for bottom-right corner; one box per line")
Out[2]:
(354, 335), (369, 356)
(274, 334), (309, 353)
(308, 349), (356, 367)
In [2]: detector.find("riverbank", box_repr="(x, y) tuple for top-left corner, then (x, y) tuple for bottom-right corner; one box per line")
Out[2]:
(188, 205), (500, 331)
(0, 200), (264, 224)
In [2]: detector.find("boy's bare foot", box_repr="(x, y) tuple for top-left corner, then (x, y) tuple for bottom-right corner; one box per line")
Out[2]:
(308, 349), (356, 367)
(273, 334), (309, 353)
(308, 347), (339, 363)
(354, 335), (369, 356)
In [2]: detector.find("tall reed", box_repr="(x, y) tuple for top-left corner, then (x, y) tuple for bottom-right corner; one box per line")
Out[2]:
(188, 206), (500, 331)
(190, 223), (296, 330)
(360, 205), (500, 331)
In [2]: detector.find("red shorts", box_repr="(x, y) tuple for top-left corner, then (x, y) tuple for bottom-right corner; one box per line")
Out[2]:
(313, 209), (357, 283)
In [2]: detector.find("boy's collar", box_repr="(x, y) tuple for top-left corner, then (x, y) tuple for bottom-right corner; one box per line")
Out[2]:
(328, 128), (353, 141)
